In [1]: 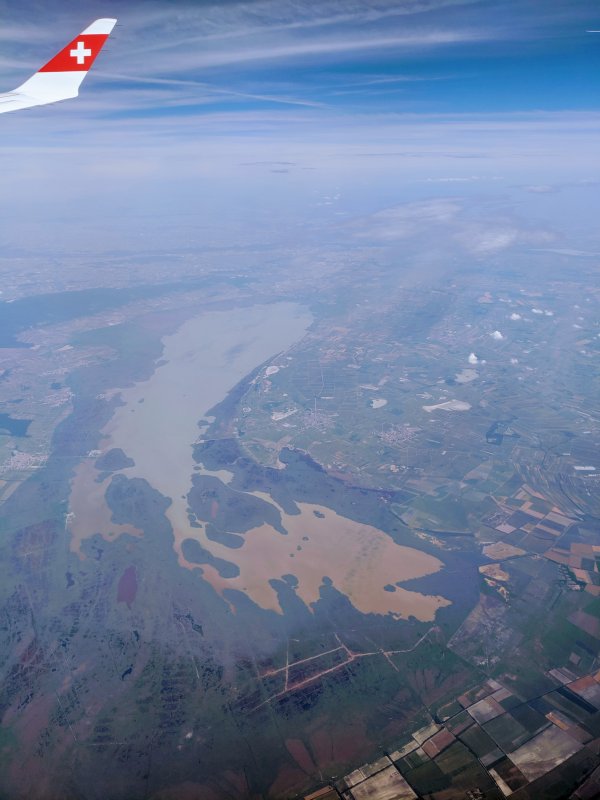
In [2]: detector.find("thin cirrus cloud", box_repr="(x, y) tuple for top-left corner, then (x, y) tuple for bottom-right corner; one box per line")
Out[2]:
(118, 29), (489, 72)
(98, 72), (327, 109)
(117, 0), (483, 45)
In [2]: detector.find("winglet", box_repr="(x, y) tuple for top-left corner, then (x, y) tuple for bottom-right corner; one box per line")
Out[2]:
(81, 19), (117, 36)
(13, 18), (116, 106)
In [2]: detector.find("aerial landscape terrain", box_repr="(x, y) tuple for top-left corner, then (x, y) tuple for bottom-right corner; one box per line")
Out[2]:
(0, 1), (599, 799)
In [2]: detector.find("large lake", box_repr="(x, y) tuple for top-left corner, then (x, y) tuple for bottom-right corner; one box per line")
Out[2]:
(69, 301), (449, 621)
(103, 302), (312, 506)
(69, 302), (311, 547)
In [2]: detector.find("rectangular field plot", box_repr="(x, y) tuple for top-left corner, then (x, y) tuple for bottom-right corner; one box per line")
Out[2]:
(509, 724), (582, 782)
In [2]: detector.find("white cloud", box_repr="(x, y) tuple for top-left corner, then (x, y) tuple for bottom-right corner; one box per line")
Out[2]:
(490, 330), (504, 340)
(463, 228), (518, 253)
(510, 312), (521, 320)
(454, 222), (555, 255)
(425, 175), (502, 183)
(468, 352), (479, 364)
(531, 308), (544, 314)
(352, 199), (462, 240)
(524, 184), (556, 193)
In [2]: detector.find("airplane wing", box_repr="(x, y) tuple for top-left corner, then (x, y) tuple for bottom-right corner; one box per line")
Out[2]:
(0, 18), (116, 114)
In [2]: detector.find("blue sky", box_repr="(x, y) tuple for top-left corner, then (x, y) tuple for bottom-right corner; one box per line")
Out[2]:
(2, 0), (598, 115)
(0, 1), (598, 261)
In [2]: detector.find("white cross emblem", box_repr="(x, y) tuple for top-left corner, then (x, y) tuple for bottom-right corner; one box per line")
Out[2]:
(70, 40), (92, 65)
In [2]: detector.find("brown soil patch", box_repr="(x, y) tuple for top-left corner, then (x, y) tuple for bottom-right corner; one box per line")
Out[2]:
(285, 738), (318, 774)
(117, 565), (138, 608)
(149, 783), (221, 800)
(269, 765), (313, 799)
(479, 563), (510, 582)
(568, 610), (600, 639)
(482, 541), (526, 560)
(310, 717), (372, 769)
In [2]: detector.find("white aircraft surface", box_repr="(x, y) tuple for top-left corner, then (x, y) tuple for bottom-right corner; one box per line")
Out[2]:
(0, 18), (116, 114)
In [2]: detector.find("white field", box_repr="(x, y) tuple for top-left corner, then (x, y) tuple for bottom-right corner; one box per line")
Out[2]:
(423, 399), (471, 413)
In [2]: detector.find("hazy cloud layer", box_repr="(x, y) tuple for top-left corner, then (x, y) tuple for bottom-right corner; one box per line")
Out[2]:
(349, 196), (557, 259)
